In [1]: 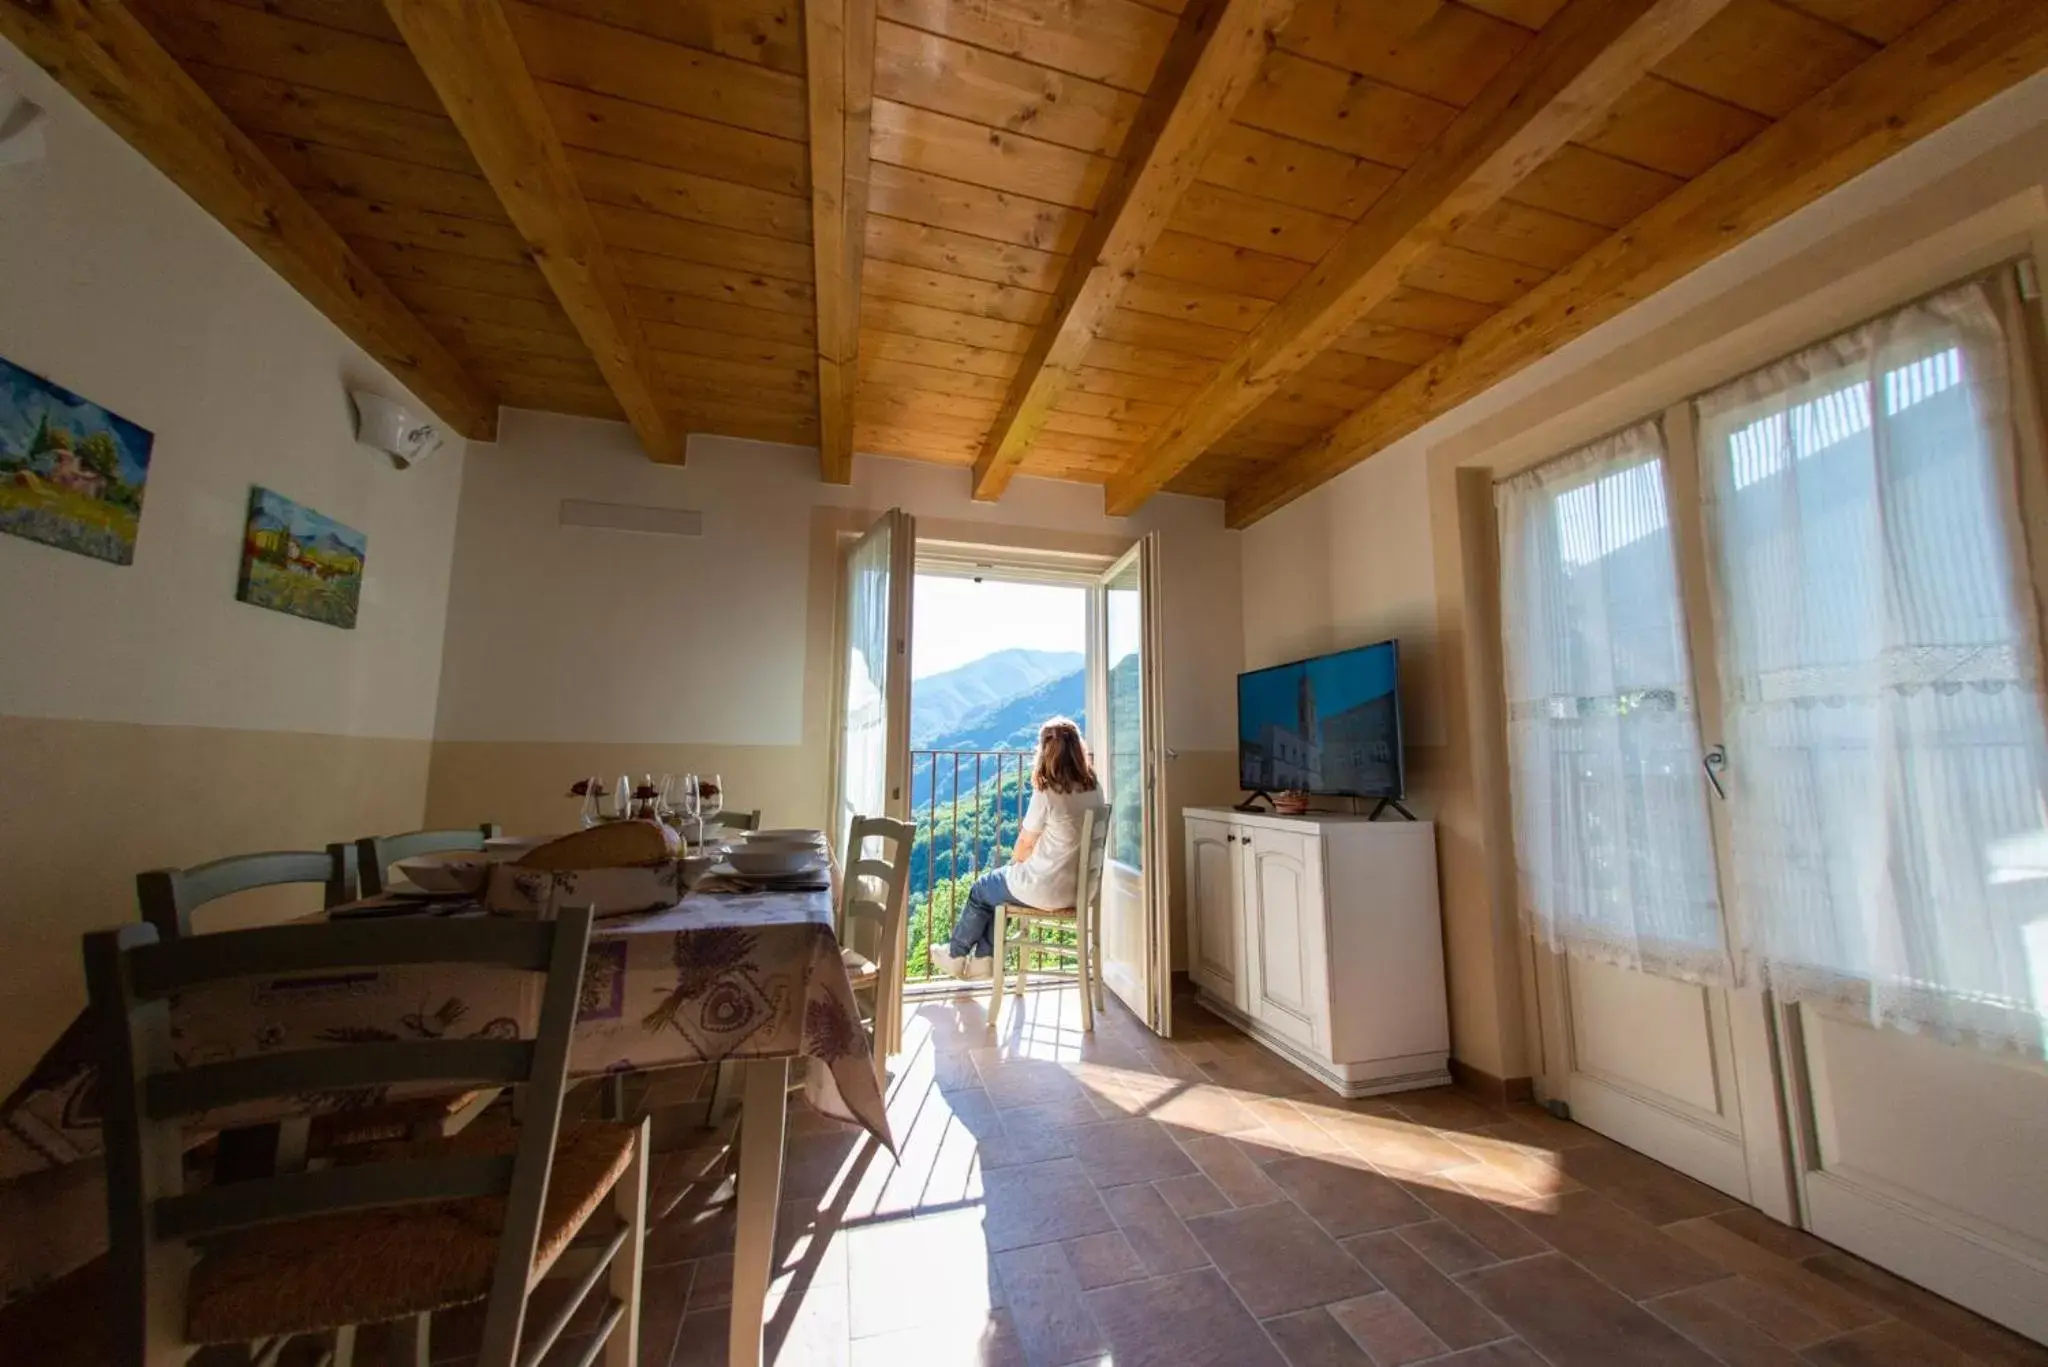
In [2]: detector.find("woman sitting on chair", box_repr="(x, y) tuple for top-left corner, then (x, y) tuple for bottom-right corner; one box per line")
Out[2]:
(933, 716), (1107, 980)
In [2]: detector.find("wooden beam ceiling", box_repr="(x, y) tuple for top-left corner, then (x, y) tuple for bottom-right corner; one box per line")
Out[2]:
(1226, 0), (2048, 528)
(805, 0), (877, 484)
(968, 0), (1301, 503)
(384, 0), (685, 464)
(0, 0), (498, 441)
(1099, 0), (1738, 516)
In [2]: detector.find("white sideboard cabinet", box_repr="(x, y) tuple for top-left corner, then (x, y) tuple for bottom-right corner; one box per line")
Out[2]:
(1184, 808), (1450, 1096)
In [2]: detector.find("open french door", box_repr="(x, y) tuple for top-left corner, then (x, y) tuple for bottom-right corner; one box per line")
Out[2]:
(832, 509), (914, 1049)
(1088, 535), (1172, 1035)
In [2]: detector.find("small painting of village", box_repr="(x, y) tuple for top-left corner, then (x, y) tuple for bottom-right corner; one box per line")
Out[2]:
(0, 355), (154, 565)
(236, 487), (367, 630)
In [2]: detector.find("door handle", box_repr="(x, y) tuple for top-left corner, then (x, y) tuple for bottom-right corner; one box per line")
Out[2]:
(1702, 745), (1728, 801)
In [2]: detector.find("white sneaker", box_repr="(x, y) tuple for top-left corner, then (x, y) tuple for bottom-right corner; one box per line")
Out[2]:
(931, 946), (994, 981)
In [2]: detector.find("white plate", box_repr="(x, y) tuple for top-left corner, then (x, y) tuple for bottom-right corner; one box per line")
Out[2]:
(725, 848), (827, 879)
(749, 829), (825, 844)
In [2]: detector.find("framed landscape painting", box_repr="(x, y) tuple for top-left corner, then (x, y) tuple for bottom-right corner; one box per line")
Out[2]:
(237, 487), (367, 630)
(0, 355), (154, 565)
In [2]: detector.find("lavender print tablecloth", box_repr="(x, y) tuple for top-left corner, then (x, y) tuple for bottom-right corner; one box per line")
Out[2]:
(1, 883), (892, 1179)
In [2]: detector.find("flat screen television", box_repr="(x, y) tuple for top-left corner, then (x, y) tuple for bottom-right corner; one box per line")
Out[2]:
(1238, 640), (1405, 799)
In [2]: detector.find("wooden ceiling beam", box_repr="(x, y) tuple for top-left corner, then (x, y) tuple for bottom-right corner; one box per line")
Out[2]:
(384, 0), (685, 463)
(0, 0), (498, 440)
(1226, 0), (2048, 528)
(1100, 0), (1737, 516)
(805, 0), (876, 484)
(970, 0), (1299, 503)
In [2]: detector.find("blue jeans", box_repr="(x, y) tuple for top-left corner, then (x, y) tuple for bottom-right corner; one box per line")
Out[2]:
(949, 868), (1013, 957)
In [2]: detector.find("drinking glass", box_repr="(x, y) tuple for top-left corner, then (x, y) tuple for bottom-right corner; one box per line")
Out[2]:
(701, 774), (724, 824)
(578, 776), (603, 829)
(655, 773), (676, 824)
(678, 773), (703, 846)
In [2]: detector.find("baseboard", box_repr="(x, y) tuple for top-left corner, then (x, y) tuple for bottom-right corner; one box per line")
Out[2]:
(1192, 989), (1451, 1099)
(1449, 1057), (1535, 1106)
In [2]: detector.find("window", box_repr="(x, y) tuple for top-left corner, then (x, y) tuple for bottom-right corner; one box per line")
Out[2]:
(1697, 278), (2048, 1053)
(1495, 422), (1731, 984)
(1498, 271), (2048, 1056)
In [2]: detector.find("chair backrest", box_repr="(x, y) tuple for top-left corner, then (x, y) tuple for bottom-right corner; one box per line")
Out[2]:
(358, 823), (502, 896)
(839, 816), (914, 965)
(136, 845), (359, 939)
(719, 809), (763, 832)
(1076, 805), (1112, 922)
(84, 907), (593, 1365)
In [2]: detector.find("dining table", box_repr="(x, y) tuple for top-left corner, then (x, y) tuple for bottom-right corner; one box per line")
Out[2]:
(0, 829), (894, 1367)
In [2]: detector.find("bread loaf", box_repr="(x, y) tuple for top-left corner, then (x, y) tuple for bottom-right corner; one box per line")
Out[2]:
(515, 820), (679, 871)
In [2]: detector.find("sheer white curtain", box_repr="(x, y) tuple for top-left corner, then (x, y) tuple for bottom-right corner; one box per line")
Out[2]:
(836, 522), (893, 857)
(1697, 277), (2048, 1055)
(1497, 421), (1732, 983)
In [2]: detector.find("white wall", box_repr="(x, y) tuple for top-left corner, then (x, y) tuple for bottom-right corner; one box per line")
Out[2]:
(435, 414), (1241, 754)
(0, 43), (468, 740)
(0, 40), (470, 1103)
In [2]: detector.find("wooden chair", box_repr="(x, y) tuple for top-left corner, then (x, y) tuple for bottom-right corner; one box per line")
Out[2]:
(718, 809), (763, 832)
(84, 907), (650, 1367)
(838, 815), (915, 1089)
(136, 847), (357, 939)
(990, 806), (1111, 1033)
(357, 824), (502, 897)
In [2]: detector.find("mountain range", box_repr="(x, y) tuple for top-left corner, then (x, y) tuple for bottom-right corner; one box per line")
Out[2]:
(911, 648), (1082, 747)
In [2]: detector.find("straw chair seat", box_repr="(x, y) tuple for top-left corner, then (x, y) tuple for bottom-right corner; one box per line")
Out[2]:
(840, 945), (879, 986)
(186, 1121), (637, 1345)
(1003, 902), (1076, 920)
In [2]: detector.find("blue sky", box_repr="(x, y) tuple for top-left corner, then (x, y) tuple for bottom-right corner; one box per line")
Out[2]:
(250, 487), (367, 559)
(913, 575), (1086, 679)
(0, 356), (152, 485)
(1239, 644), (1398, 741)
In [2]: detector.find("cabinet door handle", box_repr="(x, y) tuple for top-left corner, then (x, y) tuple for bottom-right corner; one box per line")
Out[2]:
(1225, 834), (1237, 843)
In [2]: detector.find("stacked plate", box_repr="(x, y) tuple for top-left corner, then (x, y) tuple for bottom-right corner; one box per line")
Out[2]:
(725, 829), (829, 880)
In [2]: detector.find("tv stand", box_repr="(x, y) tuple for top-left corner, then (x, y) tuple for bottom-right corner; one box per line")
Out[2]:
(1234, 790), (1276, 812)
(1368, 797), (1416, 821)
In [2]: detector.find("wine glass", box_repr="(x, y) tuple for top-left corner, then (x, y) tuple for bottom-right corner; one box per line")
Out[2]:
(655, 773), (676, 825)
(701, 774), (724, 827)
(576, 776), (603, 829)
(678, 772), (703, 847)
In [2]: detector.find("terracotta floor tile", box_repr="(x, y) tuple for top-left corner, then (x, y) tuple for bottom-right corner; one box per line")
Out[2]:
(976, 1057), (1091, 1111)
(1195, 1048), (1325, 1097)
(1502, 1189), (1722, 1300)
(632, 1262), (692, 1367)
(845, 1208), (1000, 1339)
(1434, 1132), (1582, 1201)
(1500, 1104), (1607, 1149)
(685, 1254), (733, 1312)
(1802, 1319), (1982, 1366)
(1312, 1110), (1481, 1179)
(1664, 1217), (1887, 1335)
(1180, 1133), (1287, 1208)
(1084, 1267), (1289, 1367)
(1397, 1179), (1550, 1262)
(1327, 1290), (1450, 1365)
(1342, 1229), (1506, 1350)
(763, 1281), (850, 1367)
(1070, 1116), (1198, 1188)
(667, 1306), (728, 1367)
(1156, 1170), (1235, 1218)
(1148, 1081), (1267, 1136)
(1554, 1139), (1742, 1226)
(1234, 1099), (1357, 1163)
(1644, 1283), (1807, 1366)
(1460, 1252), (1719, 1366)
(980, 1157), (1117, 1253)
(1264, 1153), (1432, 1238)
(1387, 1089), (1511, 1134)
(978, 1100), (1089, 1170)
(1101, 1180), (1211, 1275)
(846, 1311), (1026, 1367)
(647, 1181), (736, 1266)
(1687, 1273), (1836, 1348)
(1428, 1342), (1549, 1366)
(1060, 1230), (1150, 1290)
(992, 1242), (1108, 1366)
(1711, 1207), (1835, 1261)
(1802, 1254), (2048, 1366)
(1185, 1200), (1380, 1319)
(1262, 1306), (1375, 1367)
(1396, 1219), (1499, 1275)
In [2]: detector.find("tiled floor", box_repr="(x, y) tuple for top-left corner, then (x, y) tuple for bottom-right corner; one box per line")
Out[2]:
(570, 984), (2048, 1367)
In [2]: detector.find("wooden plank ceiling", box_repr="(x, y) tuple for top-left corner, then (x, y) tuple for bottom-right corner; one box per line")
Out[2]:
(9, 0), (2043, 520)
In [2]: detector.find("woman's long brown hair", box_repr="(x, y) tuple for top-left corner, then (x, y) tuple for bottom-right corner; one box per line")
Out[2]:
(1033, 716), (1100, 794)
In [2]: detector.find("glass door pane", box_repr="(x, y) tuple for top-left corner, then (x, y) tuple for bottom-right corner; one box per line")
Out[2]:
(1094, 535), (1168, 1032)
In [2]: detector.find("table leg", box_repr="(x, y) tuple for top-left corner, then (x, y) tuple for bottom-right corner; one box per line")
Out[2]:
(728, 1058), (788, 1367)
